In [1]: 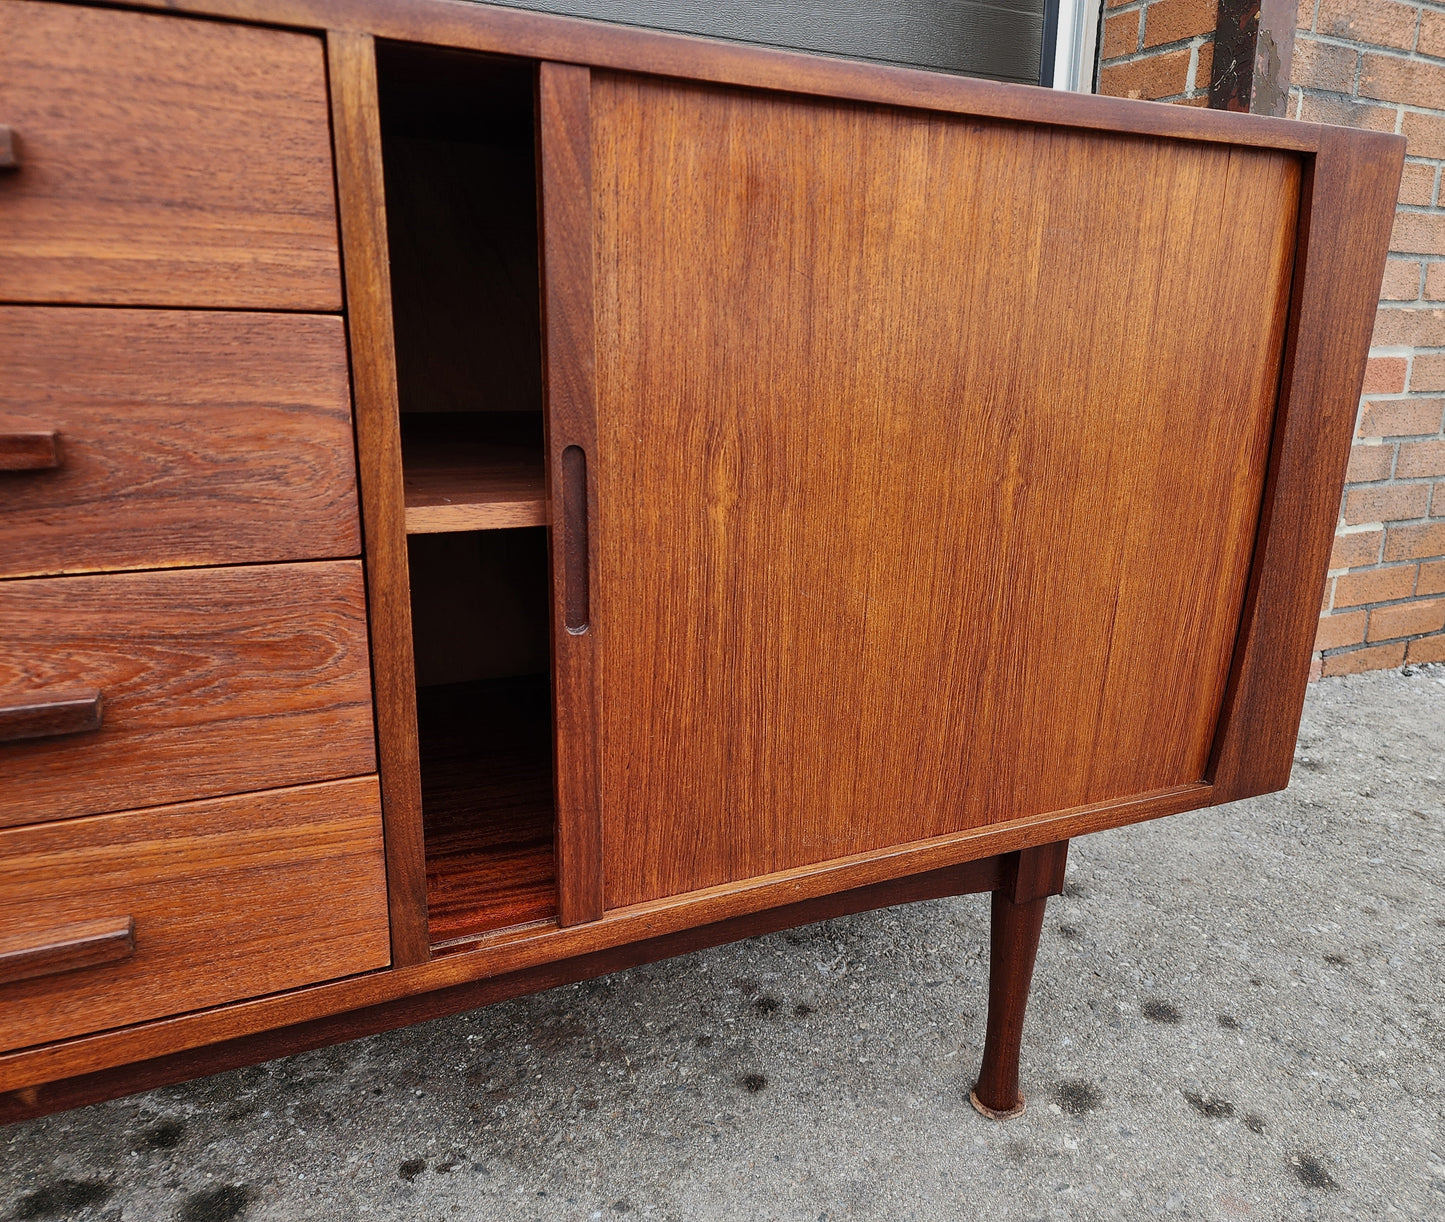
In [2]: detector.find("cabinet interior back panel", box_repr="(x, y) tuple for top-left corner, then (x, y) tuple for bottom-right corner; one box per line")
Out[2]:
(591, 74), (1301, 909)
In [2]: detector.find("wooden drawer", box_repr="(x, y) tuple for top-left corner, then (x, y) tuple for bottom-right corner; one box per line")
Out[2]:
(0, 778), (389, 1053)
(0, 562), (376, 828)
(0, 1), (340, 310)
(0, 308), (361, 579)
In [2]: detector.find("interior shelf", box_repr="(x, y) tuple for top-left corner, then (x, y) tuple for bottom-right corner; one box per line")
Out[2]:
(401, 412), (546, 534)
(403, 440), (546, 534)
(420, 674), (556, 944)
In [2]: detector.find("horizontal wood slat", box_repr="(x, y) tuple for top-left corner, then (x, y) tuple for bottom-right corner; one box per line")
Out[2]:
(0, 308), (361, 579)
(0, 1), (340, 309)
(0, 561), (376, 828)
(0, 777), (389, 1052)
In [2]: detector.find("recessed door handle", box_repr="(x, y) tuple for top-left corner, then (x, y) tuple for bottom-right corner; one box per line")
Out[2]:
(561, 445), (590, 633)
(0, 689), (103, 744)
(0, 430), (62, 471)
(0, 125), (17, 170)
(0, 917), (136, 986)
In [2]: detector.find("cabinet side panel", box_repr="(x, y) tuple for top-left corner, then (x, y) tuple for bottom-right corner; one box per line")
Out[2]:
(328, 30), (432, 964)
(1208, 128), (1404, 801)
(592, 77), (1300, 908)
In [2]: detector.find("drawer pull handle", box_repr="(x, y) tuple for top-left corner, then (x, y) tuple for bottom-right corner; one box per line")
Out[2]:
(0, 125), (16, 170)
(0, 429), (62, 471)
(0, 688), (103, 743)
(0, 917), (135, 986)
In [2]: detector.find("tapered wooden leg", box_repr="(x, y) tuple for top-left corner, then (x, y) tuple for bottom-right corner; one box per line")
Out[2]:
(970, 839), (1069, 1120)
(971, 888), (1048, 1118)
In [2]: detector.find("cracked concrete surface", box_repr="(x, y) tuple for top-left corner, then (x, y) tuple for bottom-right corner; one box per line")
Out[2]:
(3, 664), (1443, 1220)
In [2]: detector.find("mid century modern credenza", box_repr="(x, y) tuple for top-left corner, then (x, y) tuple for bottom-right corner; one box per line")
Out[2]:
(0, 0), (1401, 1123)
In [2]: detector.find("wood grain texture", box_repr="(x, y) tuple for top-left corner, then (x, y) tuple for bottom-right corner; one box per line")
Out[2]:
(1208, 127), (1406, 803)
(0, 308), (361, 579)
(403, 440), (547, 533)
(0, 777), (389, 1053)
(0, 561), (375, 828)
(539, 62), (604, 927)
(0, 855), (1000, 1121)
(329, 30), (432, 966)
(591, 75), (1301, 908)
(419, 677), (556, 944)
(0, 1), (340, 309)
(0, 917), (135, 988)
(0, 783), (1206, 1097)
(85, 0), (1326, 153)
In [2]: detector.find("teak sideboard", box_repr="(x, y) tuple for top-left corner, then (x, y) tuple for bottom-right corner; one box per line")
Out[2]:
(0, 0), (1401, 1124)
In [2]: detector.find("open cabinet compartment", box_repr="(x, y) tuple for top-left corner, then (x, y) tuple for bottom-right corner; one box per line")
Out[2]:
(378, 40), (547, 537)
(377, 41), (557, 945)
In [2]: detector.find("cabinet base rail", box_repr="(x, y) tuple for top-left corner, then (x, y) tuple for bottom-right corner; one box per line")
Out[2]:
(1, 840), (1069, 1124)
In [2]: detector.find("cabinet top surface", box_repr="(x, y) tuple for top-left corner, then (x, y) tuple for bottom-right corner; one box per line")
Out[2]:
(64, 0), (1398, 159)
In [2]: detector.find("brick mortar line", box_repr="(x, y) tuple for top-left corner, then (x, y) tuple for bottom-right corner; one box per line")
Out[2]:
(1296, 31), (1445, 65)
(1326, 589), (1439, 612)
(1321, 628), (1445, 657)
(1295, 38), (1445, 66)
(1099, 35), (1211, 67)
(1295, 102), (1445, 129)
(1294, 85), (1445, 119)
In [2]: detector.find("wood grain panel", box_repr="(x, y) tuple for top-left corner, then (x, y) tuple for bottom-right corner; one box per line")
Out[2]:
(329, 30), (432, 965)
(0, 777), (389, 1053)
(0, 562), (375, 828)
(0, 1), (340, 309)
(590, 77), (1301, 907)
(0, 309), (360, 578)
(1208, 128), (1405, 802)
(539, 62), (605, 926)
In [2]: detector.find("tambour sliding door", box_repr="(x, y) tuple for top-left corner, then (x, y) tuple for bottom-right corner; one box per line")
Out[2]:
(542, 66), (1302, 915)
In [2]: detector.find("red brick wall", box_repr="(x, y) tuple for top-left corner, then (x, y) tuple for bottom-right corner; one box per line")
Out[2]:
(1098, 0), (1218, 101)
(1098, 0), (1445, 674)
(1294, 1), (1445, 674)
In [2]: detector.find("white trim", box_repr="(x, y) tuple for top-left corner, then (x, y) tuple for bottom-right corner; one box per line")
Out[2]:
(1052, 0), (1103, 91)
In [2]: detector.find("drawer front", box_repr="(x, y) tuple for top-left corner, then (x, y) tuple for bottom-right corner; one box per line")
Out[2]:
(0, 777), (389, 1053)
(0, 308), (362, 579)
(0, 562), (376, 828)
(0, 2), (340, 310)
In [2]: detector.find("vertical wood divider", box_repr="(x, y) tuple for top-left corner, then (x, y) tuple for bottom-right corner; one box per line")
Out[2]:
(1207, 127), (1403, 803)
(328, 30), (432, 964)
(538, 62), (604, 925)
